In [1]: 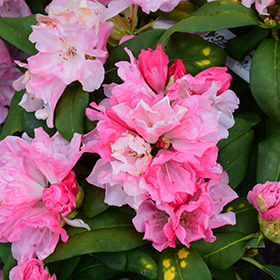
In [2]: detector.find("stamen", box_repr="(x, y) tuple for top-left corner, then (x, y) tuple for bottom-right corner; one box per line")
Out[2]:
(5, 1), (10, 12)
(165, 163), (174, 184)
(33, 227), (48, 247)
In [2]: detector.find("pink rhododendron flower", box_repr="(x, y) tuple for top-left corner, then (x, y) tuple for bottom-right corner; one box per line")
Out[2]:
(0, 128), (87, 261)
(138, 44), (169, 94)
(0, 0), (31, 17)
(14, 0), (114, 128)
(168, 59), (187, 83)
(10, 256), (56, 280)
(241, 0), (274, 14)
(42, 171), (78, 218)
(133, 200), (176, 251)
(247, 181), (280, 220)
(85, 44), (239, 249)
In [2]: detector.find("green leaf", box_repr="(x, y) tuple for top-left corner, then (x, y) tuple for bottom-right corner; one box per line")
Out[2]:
(55, 84), (89, 141)
(257, 119), (280, 183)
(3, 252), (16, 280)
(69, 255), (119, 280)
(48, 256), (81, 280)
(158, 245), (212, 280)
(218, 130), (254, 189)
(126, 248), (158, 280)
(234, 112), (261, 127)
(211, 266), (237, 280)
(264, 265), (280, 279)
(242, 258), (280, 280)
(191, 232), (248, 270)
(226, 27), (269, 61)
(44, 208), (145, 263)
(157, 0), (259, 45)
(26, 0), (46, 14)
(250, 39), (280, 125)
(153, 1), (197, 21)
(214, 197), (259, 236)
(165, 32), (226, 76)
(83, 185), (109, 218)
(96, 251), (126, 271)
(0, 243), (12, 264)
(105, 29), (166, 83)
(0, 90), (24, 140)
(0, 16), (37, 55)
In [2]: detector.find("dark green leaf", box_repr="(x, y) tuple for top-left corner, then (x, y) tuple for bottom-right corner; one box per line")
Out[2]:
(126, 248), (158, 280)
(3, 252), (16, 280)
(158, 245), (212, 280)
(153, 1), (197, 21)
(157, 0), (259, 45)
(211, 265), (237, 280)
(26, 0), (46, 14)
(250, 39), (280, 125)
(44, 208), (145, 263)
(0, 243), (12, 264)
(257, 119), (280, 183)
(243, 258), (280, 280)
(55, 85), (89, 141)
(234, 112), (261, 127)
(215, 197), (259, 236)
(105, 29), (166, 83)
(226, 27), (269, 61)
(69, 255), (119, 280)
(83, 185), (109, 219)
(218, 130), (254, 189)
(264, 265), (280, 278)
(191, 232), (248, 270)
(48, 256), (81, 280)
(0, 16), (37, 55)
(165, 32), (226, 76)
(97, 251), (126, 271)
(0, 90), (24, 140)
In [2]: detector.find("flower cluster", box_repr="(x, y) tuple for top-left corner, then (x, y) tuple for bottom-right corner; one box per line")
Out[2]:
(84, 44), (239, 251)
(13, 0), (114, 128)
(0, 128), (88, 277)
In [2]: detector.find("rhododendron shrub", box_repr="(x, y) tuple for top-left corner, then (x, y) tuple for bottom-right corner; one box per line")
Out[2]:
(84, 45), (239, 251)
(1, 0), (279, 278)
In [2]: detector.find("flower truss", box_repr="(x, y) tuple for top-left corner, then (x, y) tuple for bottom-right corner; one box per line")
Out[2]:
(84, 44), (239, 251)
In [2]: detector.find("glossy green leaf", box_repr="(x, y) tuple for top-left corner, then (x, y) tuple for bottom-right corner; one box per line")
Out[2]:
(214, 197), (259, 236)
(55, 84), (89, 141)
(211, 265), (237, 280)
(83, 185), (109, 218)
(165, 32), (226, 76)
(0, 15), (37, 55)
(234, 112), (261, 127)
(251, 39), (280, 125)
(257, 119), (280, 183)
(0, 243), (12, 264)
(0, 90), (24, 140)
(157, 0), (259, 45)
(69, 255), (119, 280)
(44, 208), (145, 263)
(3, 252), (16, 280)
(191, 232), (248, 270)
(158, 245), (212, 280)
(126, 248), (158, 280)
(243, 258), (280, 280)
(264, 265), (280, 279)
(48, 256), (81, 280)
(97, 251), (126, 271)
(226, 27), (269, 61)
(105, 29), (166, 83)
(154, 1), (197, 21)
(218, 130), (254, 189)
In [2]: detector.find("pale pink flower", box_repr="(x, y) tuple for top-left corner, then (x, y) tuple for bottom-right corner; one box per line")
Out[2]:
(241, 0), (274, 14)
(132, 200), (176, 251)
(0, 0), (31, 18)
(0, 128), (86, 261)
(10, 256), (56, 280)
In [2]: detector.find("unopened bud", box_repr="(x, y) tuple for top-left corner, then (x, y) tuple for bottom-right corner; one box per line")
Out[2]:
(264, 18), (277, 27)
(258, 214), (280, 244)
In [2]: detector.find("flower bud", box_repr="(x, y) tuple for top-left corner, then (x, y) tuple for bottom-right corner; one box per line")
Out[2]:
(138, 44), (169, 94)
(258, 215), (280, 244)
